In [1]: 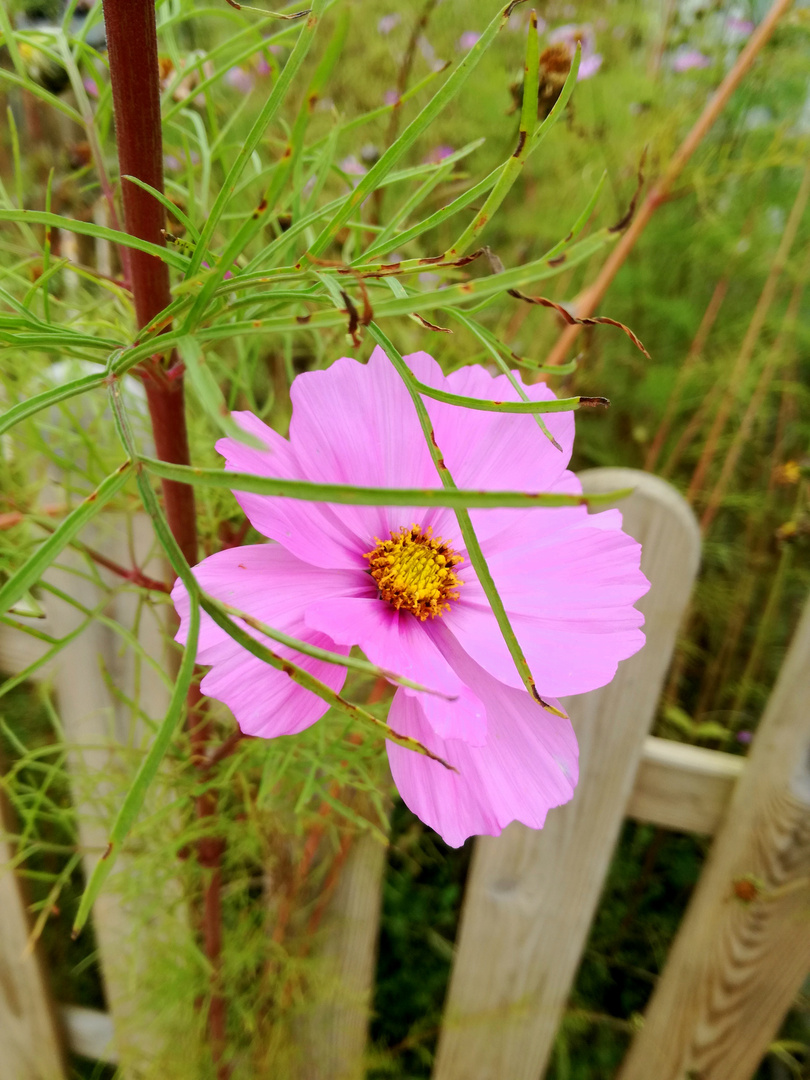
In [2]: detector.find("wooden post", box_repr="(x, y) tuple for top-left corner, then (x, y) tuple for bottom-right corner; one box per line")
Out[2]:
(628, 736), (744, 836)
(617, 596), (810, 1080)
(40, 513), (187, 1070)
(432, 468), (701, 1080)
(296, 828), (389, 1080)
(0, 793), (66, 1080)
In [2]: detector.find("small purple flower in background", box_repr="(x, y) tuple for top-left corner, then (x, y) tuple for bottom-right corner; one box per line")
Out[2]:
(736, 730), (753, 745)
(457, 31), (480, 51)
(548, 24), (602, 80)
(172, 349), (649, 847)
(578, 53), (603, 79)
(164, 150), (200, 173)
(340, 155), (366, 176)
(82, 76), (99, 98)
(255, 56), (272, 77)
(726, 16), (755, 39)
(384, 88), (400, 106)
(672, 48), (712, 73)
(424, 144), (455, 164)
(201, 260), (233, 281)
(339, 155), (366, 188)
(418, 34), (445, 73)
(225, 66), (254, 94)
(378, 13), (401, 35)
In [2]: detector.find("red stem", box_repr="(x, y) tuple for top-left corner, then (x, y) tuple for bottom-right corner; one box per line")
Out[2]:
(102, 3), (227, 1073)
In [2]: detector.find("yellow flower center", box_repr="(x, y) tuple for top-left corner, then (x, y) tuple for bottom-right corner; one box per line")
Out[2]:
(363, 524), (464, 621)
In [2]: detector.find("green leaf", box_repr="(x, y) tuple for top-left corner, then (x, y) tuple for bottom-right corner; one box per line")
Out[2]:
(0, 210), (188, 269)
(0, 372), (106, 436)
(122, 175), (200, 241)
(177, 336), (263, 448)
(140, 455), (625, 509)
(306, 0), (523, 258)
(0, 462), (134, 618)
(185, 0), (330, 280)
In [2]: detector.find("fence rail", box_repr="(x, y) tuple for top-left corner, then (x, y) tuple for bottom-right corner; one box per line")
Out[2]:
(1, 468), (807, 1080)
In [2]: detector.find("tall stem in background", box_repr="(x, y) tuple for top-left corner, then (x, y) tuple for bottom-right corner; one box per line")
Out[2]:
(543, 0), (794, 368)
(102, 2), (228, 1073)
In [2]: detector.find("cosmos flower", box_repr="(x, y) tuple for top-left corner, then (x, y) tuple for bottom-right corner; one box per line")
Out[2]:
(672, 48), (712, 73)
(172, 349), (649, 846)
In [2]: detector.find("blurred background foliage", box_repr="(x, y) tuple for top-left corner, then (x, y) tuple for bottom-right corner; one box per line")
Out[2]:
(1, 0), (809, 1076)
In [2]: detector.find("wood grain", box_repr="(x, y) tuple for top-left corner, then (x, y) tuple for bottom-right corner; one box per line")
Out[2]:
(38, 512), (189, 1070)
(296, 827), (389, 1080)
(0, 792), (66, 1080)
(628, 736), (744, 835)
(618, 596), (810, 1080)
(432, 468), (701, 1080)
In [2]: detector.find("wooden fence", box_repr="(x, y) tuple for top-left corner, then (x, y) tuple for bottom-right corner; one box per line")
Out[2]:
(1, 468), (809, 1080)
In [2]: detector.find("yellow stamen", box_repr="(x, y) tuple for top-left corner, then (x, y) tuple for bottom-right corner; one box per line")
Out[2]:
(363, 524), (464, 621)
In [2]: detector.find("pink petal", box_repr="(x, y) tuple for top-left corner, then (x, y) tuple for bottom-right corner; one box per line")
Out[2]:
(216, 412), (362, 570)
(387, 648), (578, 847)
(171, 544), (365, 737)
(288, 348), (440, 544)
(305, 597), (486, 745)
(403, 351), (576, 542)
(442, 507), (649, 697)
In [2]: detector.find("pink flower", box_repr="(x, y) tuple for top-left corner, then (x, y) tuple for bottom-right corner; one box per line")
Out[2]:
(172, 349), (649, 846)
(378, 13), (401, 35)
(548, 23), (602, 80)
(424, 144), (455, 164)
(578, 53), (603, 79)
(458, 31), (481, 51)
(672, 48), (712, 73)
(726, 17), (754, 39)
(226, 66), (254, 94)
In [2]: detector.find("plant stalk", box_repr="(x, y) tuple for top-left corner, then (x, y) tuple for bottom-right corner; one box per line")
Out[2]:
(542, 0), (794, 368)
(102, 2), (227, 1073)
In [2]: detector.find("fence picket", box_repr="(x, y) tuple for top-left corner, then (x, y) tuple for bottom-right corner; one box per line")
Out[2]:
(297, 826), (389, 1080)
(617, 595), (810, 1080)
(0, 792), (66, 1080)
(629, 735), (744, 835)
(39, 512), (186, 1070)
(432, 468), (701, 1080)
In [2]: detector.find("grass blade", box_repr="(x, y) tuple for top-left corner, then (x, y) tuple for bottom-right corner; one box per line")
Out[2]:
(139, 455), (624, 509)
(0, 373), (106, 436)
(306, 1), (525, 258)
(0, 463), (133, 618)
(71, 591), (199, 937)
(185, 0), (329, 280)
